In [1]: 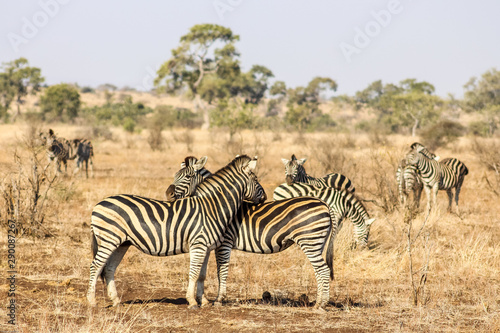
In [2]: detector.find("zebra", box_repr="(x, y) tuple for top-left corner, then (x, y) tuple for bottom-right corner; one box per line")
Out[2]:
(281, 154), (355, 192)
(273, 183), (374, 248)
(167, 157), (340, 308)
(410, 142), (439, 160)
(39, 129), (75, 173)
(405, 145), (468, 214)
(87, 155), (265, 309)
(396, 159), (423, 208)
(71, 139), (94, 178)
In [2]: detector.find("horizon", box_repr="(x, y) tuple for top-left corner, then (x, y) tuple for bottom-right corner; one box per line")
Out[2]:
(2, 0), (499, 98)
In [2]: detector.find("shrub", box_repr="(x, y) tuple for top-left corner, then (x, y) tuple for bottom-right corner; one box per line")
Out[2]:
(420, 120), (465, 150)
(469, 121), (490, 137)
(40, 83), (81, 122)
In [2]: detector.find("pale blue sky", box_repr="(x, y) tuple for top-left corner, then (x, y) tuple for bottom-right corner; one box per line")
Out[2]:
(1, 0), (499, 97)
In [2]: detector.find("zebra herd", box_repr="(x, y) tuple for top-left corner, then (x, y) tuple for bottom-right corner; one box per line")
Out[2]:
(39, 129), (94, 178)
(87, 142), (468, 310)
(398, 142), (468, 214)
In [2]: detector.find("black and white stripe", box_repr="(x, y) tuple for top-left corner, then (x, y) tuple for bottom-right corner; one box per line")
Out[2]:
(396, 159), (423, 208)
(40, 129), (75, 173)
(72, 138), (94, 178)
(169, 158), (339, 308)
(405, 146), (468, 213)
(281, 154), (355, 192)
(273, 183), (374, 247)
(87, 155), (265, 309)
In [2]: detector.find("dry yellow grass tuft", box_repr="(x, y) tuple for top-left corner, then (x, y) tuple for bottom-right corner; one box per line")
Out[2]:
(0, 123), (499, 332)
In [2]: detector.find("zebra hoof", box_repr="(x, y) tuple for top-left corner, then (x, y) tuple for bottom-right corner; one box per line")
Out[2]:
(188, 304), (200, 310)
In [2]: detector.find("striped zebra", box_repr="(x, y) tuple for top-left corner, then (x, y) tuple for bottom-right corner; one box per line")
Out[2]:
(281, 154), (355, 192)
(168, 157), (339, 308)
(396, 159), (423, 208)
(87, 155), (265, 309)
(405, 146), (468, 214)
(72, 139), (94, 178)
(410, 142), (438, 160)
(273, 183), (374, 247)
(39, 129), (75, 173)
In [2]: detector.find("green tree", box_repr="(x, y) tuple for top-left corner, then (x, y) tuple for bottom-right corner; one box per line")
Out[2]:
(0, 57), (44, 120)
(355, 79), (442, 136)
(40, 84), (81, 122)
(285, 77), (337, 131)
(239, 65), (274, 104)
(155, 24), (241, 128)
(463, 68), (500, 135)
(210, 98), (255, 140)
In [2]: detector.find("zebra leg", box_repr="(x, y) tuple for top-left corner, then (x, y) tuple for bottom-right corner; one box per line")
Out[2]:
(90, 157), (94, 178)
(446, 190), (453, 213)
(84, 159), (89, 179)
(297, 241), (330, 309)
(186, 245), (209, 309)
(214, 245), (232, 305)
(423, 185), (432, 214)
(103, 244), (130, 307)
(455, 179), (464, 215)
(196, 250), (211, 307)
(431, 184), (439, 212)
(87, 240), (120, 306)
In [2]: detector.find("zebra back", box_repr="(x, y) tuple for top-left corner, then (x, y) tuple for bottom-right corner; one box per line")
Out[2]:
(273, 183), (374, 246)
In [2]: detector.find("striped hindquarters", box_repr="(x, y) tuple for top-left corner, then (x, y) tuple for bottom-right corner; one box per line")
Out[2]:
(91, 194), (203, 256)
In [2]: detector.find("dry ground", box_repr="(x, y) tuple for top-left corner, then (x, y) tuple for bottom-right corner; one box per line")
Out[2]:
(0, 123), (499, 332)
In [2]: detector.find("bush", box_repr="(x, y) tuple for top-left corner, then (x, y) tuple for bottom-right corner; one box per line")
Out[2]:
(40, 83), (81, 122)
(469, 121), (490, 137)
(81, 86), (95, 93)
(420, 120), (465, 150)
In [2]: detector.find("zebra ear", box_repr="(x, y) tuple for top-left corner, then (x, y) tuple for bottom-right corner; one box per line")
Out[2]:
(434, 155), (440, 161)
(298, 158), (307, 165)
(194, 156), (208, 171)
(281, 158), (289, 166)
(366, 218), (376, 226)
(246, 159), (257, 172)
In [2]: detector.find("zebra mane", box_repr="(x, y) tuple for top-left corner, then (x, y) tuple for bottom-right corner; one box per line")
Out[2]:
(199, 155), (253, 185)
(343, 190), (370, 218)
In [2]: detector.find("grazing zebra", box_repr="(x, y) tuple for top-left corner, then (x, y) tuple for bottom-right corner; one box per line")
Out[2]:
(87, 155), (265, 309)
(396, 159), (423, 208)
(168, 157), (339, 308)
(273, 183), (374, 247)
(281, 154), (355, 192)
(71, 139), (94, 178)
(39, 129), (74, 173)
(405, 146), (468, 214)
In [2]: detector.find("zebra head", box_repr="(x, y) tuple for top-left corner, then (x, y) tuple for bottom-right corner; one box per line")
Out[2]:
(410, 142), (437, 160)
(358, 218), (376, 249)
(165, 156), (208, 203)
(231, 155), (267, 204)
(281, 154), (307, 185)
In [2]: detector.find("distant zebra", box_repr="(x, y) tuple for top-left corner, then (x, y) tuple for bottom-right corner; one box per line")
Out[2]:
(87, 155), (265, 309)
(39, 129), (75, 173)
(281, 154), (355, 192)
(273, 183), (374, 247)
(168, 157), (339, 308)
(396, 159), (423, 208)
(71, 139), (94, 178)
(406, 146), (468, 214)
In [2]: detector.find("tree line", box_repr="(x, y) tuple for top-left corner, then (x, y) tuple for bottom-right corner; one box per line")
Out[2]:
(1, 24), (499, 140)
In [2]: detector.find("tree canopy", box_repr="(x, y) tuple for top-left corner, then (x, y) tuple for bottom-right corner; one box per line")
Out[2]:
(40, 84), (81, 122)
(0, 57), (44, 120)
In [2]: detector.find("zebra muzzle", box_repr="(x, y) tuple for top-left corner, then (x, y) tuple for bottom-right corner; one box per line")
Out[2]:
(286, 175), (293, 186)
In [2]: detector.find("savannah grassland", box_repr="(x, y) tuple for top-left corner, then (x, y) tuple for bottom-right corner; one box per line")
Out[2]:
(0, 96), (499, 332)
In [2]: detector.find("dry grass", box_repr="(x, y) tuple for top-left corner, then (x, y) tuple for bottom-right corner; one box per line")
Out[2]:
(1, 124), (499, 332)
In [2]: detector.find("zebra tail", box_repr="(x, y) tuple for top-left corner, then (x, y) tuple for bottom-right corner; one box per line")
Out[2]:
(90, 230), (105, 282)
(326, 229), (334, 280)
